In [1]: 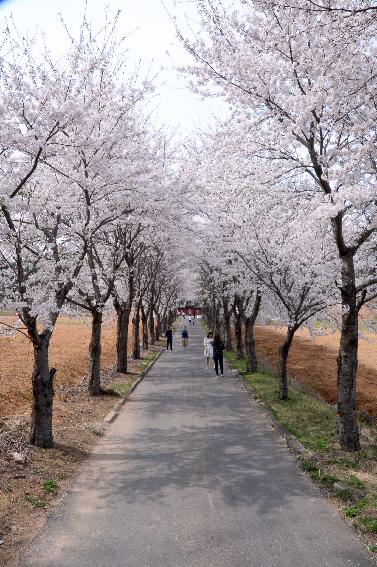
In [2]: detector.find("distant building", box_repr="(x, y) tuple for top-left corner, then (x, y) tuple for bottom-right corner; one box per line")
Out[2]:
(176, 300), (202, 317)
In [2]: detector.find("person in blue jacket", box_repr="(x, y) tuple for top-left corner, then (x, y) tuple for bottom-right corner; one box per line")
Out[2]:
(181, 326), (189, 346)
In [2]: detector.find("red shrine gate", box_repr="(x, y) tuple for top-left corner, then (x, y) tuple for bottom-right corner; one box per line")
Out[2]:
(176, 305), (202, 317)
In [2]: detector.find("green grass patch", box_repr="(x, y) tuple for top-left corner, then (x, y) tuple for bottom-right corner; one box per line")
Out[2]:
(88, 425), (105, 437)
(336, 488), (352, 501)
(26, 495), (46, 508)
(325, 457), (359, 470)
(347, 474), (365, 489)
(110, 382), (133, 397)
(301, 459), (320, 480)
(345, 498), (368, 518)
(357, 515), (377, 533)
(42, 479), (57, 494)
(225, 352), (337, 452)
(346, 505), (359, 518)
(320, 473), (340, 487)
(368, 544), (377, 553)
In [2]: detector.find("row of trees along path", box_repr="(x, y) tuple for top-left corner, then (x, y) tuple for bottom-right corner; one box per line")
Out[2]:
(0, 19), (181, 448)
(179, 0), (377, 453)
(2, 1), (377, 463)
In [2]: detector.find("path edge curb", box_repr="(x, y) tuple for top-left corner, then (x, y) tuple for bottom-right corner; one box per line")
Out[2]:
(103, 347), (164, 424)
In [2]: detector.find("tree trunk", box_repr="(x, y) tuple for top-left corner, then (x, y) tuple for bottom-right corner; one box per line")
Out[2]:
(155, 312), (161, 341)
(337, 254), (361, 451)
(244, 292), (262, 373)
(162, 307), (168, 333)
(223, 299), (232, 351)
(133, 305), (141, 359)
(30, 336), (55, 448)
(278, 326), (295, 400)
(115, 304), (131, 373)
(234, 313), (243, 359)
(114, 270), (134, 373)
(244, 318), (257, 373)
(148, 302), (156, 345)
(141, 303), (149, 350)
(168, 310), (174, 328)
(213, 301), (220, 333)
(88, 309), (103, 396)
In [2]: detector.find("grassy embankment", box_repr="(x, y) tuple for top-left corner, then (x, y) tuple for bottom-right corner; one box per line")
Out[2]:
(225, 351), (377, 553)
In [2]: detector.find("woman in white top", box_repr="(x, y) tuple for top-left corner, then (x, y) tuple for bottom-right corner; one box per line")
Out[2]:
(203, 331), (214, 368)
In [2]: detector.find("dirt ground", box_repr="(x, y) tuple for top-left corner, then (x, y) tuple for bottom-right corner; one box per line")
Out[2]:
(0, 315), (163, 566)
(254, 325), (377, 419)
(0, 316), (118, 417)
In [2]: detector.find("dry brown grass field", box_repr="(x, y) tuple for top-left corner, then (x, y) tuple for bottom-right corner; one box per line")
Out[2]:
(0, 316), (118, 417)
(0, 315), (162, 566)
(254, 326), (377, 419)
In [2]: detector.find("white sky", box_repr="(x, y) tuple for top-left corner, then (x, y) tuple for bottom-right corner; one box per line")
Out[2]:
(0, 0), (228, 133)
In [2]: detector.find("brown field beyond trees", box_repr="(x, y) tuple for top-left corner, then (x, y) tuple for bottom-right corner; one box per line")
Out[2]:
(0, 317), (117, 418)
(2, 318), (377, 421)
(254, 326), (377, 420)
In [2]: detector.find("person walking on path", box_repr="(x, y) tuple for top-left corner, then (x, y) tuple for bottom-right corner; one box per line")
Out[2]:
(181, 326), (189, 347)
(203, 331), (214, 369)
(165, 328), (173, 351)
(212, 333), (225, 376)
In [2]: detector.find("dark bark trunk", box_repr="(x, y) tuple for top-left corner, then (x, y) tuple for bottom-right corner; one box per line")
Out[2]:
(244, 315), (258, 373)
(141, 303), (149, 350)
(223, 299), (232, 351)
(168, 310), (174, 328)
(234, 313), (243, 359)
(244, 293), (262, 373)
(162, 307), (168, 333)
(114, 271), (134, 373)
(88, 309), (103, 396)
(155, 312), (161, 341)
(148, 302), (156, 345)
(30, 335), (55, 448)
(133, 305), (141, 359)
(278, 326), (296, 400)
(214, 302), (220, 333)
(115, 304), (131, 373)
(337, 253), (361, 451)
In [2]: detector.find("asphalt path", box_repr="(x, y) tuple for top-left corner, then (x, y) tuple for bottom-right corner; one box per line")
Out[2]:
(22, 320), (374, 567)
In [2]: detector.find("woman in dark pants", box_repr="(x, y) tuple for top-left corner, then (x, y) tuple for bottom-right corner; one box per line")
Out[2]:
(212, 333), (225, 376)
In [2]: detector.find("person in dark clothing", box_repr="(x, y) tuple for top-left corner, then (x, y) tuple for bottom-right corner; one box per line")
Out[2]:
(182, 326), (189, 346)
(212, 333), (225, 376)
(165, 328), (173, 350)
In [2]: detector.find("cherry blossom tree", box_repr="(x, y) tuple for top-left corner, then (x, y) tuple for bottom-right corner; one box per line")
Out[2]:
(0, 16), (162, 446)
(181, 0), (377, 450)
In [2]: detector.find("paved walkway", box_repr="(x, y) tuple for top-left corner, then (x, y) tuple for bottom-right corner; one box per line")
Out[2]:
(23, 321), (374, 566)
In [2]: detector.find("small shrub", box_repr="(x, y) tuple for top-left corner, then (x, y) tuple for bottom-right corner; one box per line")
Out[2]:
(42, 479), (57, 494)
(301, 460), (320, 480)
(358, 516), (377, 533)
(347, 474), (365, 489)
(345, 506), (358, 518)
(110, 383), (131, 397)
(368, 544), (377, 553)
(26, 495), (46, 508)
(321, 474), (339, 487)
(88, 426), (105, 437)
(337, 458), (359, 470)
(336, 488), (351, 501)
(367, 445), (377, 461)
